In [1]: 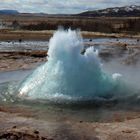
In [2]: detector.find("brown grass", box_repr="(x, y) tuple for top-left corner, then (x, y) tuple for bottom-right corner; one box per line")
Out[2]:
(0, 30), (140, 41)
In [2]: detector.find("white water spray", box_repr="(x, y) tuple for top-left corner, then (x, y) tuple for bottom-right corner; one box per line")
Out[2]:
(18, 29), (130, 102)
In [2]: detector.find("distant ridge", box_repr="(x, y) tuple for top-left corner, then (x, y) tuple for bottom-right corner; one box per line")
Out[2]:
(0, 10), (19, 15)
(0, 5), (140, 17)
(78, 5), (140, 17)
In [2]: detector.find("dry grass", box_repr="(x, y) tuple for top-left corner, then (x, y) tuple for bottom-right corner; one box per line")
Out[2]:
(0, 30), (53, 41)
(0, 30), (140, 41)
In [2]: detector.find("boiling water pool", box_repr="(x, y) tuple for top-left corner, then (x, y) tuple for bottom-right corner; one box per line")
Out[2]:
(0, 64), (139, 123)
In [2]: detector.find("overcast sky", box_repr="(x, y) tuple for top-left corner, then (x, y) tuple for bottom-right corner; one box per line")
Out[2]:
(0, 0), (139, 14)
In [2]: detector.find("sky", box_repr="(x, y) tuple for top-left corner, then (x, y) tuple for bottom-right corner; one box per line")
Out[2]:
(0, 0), (139, 14)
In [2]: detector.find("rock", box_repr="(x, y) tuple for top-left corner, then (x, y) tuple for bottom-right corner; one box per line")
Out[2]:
(0, 130), (50, 140)
(12, 126), (17, 129)
(9, 135), (18, 140)
(18, 39), (22, 43)
(34, 130), (39, 135)
(122, 129), (133, 133)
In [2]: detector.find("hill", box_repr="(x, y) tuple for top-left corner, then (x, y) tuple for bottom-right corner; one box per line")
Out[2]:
(0, 10), (19, 15)
(78, 5), (140, 17)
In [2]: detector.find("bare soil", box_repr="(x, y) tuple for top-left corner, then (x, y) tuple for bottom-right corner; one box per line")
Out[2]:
(0, 105), (140, 140)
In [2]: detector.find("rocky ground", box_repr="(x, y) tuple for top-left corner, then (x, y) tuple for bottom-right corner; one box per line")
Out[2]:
(0, 105), (140, 140)
(0, 51), (47, 72)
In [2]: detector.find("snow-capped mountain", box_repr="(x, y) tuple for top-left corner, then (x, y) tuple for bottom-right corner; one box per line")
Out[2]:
(79, 5), (140, 17)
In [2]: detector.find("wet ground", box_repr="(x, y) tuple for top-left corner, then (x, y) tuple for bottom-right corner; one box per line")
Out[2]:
(0, 103), (140, 140)
(0, 41), (49, 51)
(0, 38), (140, 72)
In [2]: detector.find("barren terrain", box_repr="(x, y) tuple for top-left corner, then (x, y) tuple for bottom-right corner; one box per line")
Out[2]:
(0, 104), (140, 140)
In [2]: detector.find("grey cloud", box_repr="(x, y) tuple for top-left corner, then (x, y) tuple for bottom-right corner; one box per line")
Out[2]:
(0, 0), (139, 14)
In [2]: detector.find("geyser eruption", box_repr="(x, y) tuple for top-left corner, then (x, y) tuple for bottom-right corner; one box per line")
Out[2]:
(18, 29), (130, 102)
